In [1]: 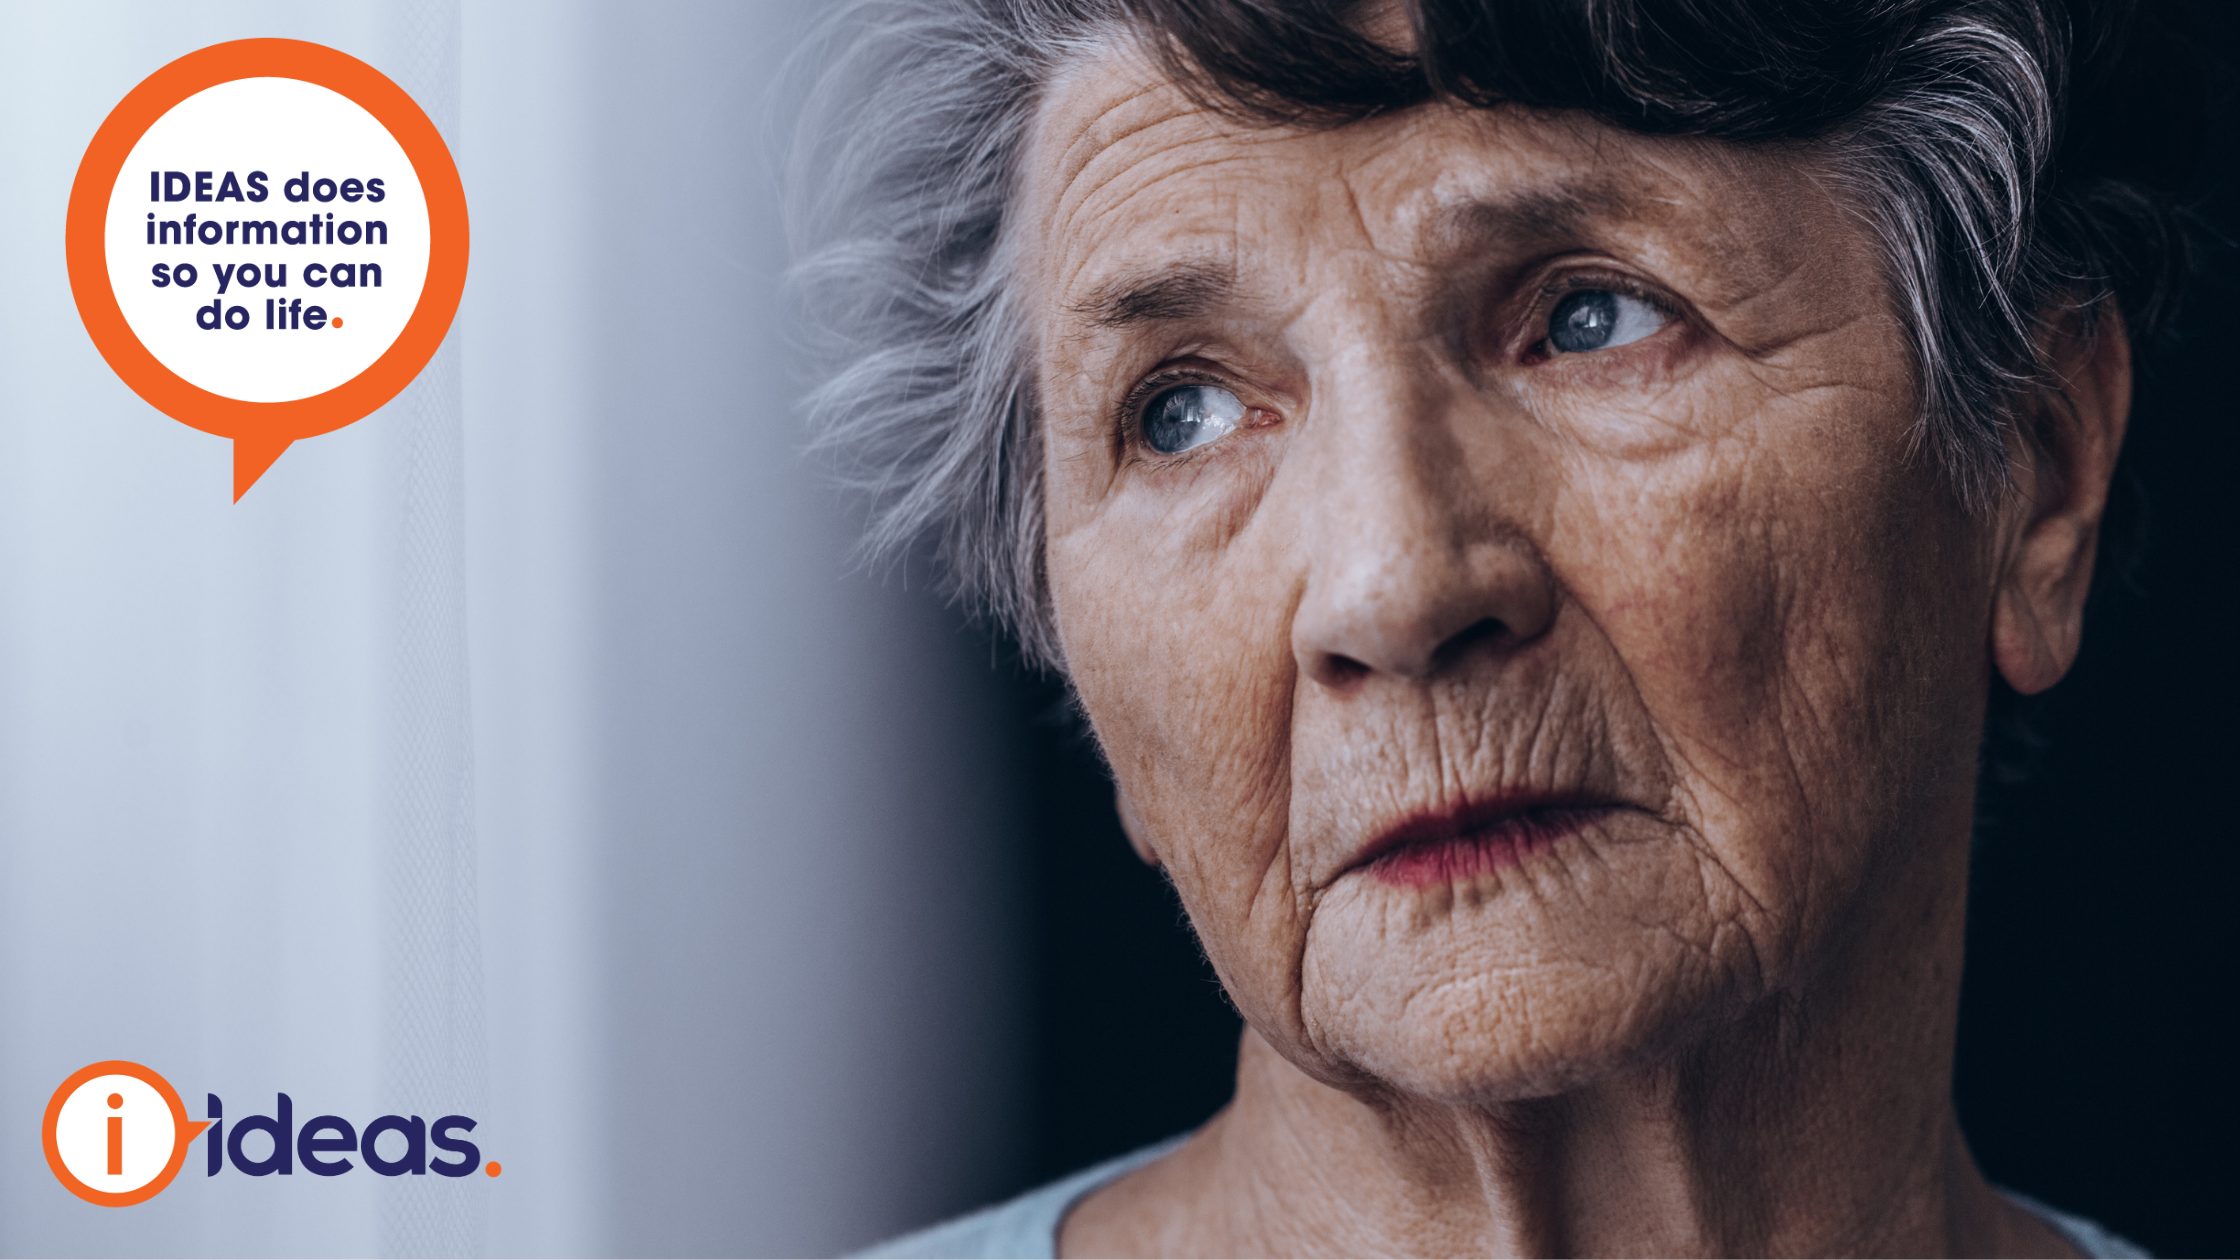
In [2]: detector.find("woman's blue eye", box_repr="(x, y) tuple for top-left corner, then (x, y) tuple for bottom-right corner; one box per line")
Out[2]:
(1142, 384), (1246, 454)
(1547, 289), (1668, 354)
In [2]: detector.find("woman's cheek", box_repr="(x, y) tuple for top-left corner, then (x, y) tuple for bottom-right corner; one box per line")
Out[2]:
(1058, 510), (1292, 795)
(1053, 491), (1304, 949)
(1057, 438), (1291, 735)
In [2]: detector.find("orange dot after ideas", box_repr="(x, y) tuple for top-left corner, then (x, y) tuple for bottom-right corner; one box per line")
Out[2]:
(66, 39), (469, 500)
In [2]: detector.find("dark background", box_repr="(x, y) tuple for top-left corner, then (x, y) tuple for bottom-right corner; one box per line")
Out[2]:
(977, 7), (2239, 1256)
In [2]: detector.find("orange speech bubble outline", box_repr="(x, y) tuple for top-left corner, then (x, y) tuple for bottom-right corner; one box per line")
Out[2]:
(42, 1060), (212, 1207)
(65, 39), (470, 500)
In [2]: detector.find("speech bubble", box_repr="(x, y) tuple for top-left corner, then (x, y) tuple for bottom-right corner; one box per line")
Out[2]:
(42, 1061), (212, 1207)
(66, 40), (469, 499)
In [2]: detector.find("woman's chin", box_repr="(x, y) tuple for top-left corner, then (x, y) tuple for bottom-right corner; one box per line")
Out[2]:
(1294, 827), (1765, 1104)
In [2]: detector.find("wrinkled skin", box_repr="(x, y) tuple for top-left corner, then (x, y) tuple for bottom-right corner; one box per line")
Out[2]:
(1023, 38), (2126, 1260)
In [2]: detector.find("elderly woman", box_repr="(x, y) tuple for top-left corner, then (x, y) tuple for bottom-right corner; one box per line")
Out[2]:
(793, 0), (2194, 1254)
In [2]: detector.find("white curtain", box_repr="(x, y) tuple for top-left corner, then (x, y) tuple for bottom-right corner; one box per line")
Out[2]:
(0, 3), (1028, 1255)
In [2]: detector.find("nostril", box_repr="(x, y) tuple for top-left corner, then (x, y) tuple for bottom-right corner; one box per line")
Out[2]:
(1310, 652), (1372, 690)
(1306, 618), (1514, 689)
(1431, 617), (1508, 669)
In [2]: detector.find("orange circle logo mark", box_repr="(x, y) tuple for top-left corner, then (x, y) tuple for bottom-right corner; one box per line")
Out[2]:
(65, 39), (469, 499)
(43, 1061), (211, 1207)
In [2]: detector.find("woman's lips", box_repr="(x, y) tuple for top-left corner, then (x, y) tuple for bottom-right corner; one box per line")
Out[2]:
(1350, 795), (1612, 888)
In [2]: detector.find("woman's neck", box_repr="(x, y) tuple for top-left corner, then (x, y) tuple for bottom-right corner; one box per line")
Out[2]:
(1063, 926), (2077, 1258)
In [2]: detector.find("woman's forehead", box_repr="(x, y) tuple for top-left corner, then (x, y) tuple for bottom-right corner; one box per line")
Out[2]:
(1021, 42), (1833, 323)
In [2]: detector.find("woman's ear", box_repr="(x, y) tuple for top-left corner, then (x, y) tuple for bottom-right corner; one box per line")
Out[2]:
(1991, 306), (2132, 696)
(1115, 783), (1161, 867)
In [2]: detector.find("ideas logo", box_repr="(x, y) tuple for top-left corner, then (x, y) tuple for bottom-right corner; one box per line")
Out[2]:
(41, 1061), (496, 1208)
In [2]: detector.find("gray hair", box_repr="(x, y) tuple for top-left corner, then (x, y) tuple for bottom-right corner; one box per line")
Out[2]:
(787, 0), (2190, 673)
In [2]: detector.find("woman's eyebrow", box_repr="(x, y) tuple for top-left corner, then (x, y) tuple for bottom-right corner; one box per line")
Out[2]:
(1072, 259), (1234, 329)
(1440, 181), (1639, 251)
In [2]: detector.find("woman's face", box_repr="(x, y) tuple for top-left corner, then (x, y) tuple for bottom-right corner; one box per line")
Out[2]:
(1024, 46), (2004, 1102)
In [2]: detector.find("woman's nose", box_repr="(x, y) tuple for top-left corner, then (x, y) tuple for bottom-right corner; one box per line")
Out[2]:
(1288, 405), (1557, 691)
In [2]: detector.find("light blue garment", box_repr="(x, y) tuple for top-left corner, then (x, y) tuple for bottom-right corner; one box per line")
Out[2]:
(855, 1137), (1187, 1259)
(2003, 1189), (2153, 1259)
(858, 1136), (2150, 1259)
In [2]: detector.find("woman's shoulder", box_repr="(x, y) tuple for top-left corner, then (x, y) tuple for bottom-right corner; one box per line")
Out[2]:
(852, 1136), (1190, 1260)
